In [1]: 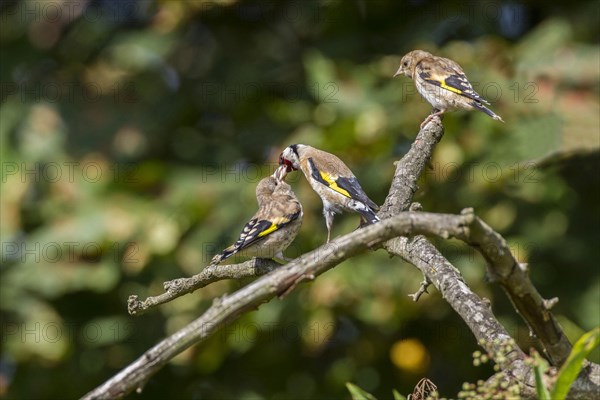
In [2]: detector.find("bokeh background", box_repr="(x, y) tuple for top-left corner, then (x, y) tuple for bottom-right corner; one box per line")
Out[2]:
(1, 0), (599, 399)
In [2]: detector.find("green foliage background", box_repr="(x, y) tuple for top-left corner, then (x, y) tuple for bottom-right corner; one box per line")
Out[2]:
(1, 0), (598, 399)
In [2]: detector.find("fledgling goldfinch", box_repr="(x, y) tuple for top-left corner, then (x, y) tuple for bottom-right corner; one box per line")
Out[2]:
(279, 144), (379, 243)
(210, 165), (302, 265)
(394, 50), (504, 128)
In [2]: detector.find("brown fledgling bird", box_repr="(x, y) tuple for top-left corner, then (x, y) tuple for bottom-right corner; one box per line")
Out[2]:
(394, 50), (504, 127)
(279, 144), (379, 243)
(210, 165), (302, 264)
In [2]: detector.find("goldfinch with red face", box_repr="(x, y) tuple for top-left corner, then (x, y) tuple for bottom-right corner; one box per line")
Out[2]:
(394, 50), (504, 128)
(211, 165), (302, 264)
(279, 144), (379, 243)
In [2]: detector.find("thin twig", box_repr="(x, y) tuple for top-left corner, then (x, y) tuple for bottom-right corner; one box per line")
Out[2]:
(408, 276), (431, 302)
(128, 258), (281, 316)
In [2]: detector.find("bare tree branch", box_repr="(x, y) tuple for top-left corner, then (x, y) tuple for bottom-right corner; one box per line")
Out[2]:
(379, 118), (445, 218)
(385, 234), (537, 397)
(453, 208), (573, 366)
(452, 213), (600, 398)
(377, 117), (571, 363)
(376, 117), (597, 397)
(83, 211), (479, 400)
(380, 118), (529, 372)
(85, 116), (599, 399)
(128, 258), (281, 316)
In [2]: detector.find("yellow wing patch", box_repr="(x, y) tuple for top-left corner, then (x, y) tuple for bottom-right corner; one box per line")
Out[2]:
(440, 79), (463, 95)
(320, 171), (351, 197)
(258, 223), (278, 237)
(256, 215), (297, 238)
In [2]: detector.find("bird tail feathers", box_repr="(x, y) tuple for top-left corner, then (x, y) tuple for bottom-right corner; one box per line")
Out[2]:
(211, 245), (238, 265)
(471, 101), (504, 122)
(350, 200), (380, 225)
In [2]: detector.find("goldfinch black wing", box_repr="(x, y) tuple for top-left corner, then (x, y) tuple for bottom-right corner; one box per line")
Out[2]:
(211, 209), (301, 264)
(417, 57), (490, 105)
(308, 158), (379, 211)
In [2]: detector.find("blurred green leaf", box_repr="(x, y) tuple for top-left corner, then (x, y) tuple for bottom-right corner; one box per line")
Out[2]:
(532, 350), (551, 400)
(551, 327), (600, 399)
(346, 382), (377, 400)
(392, 389), (407, 400)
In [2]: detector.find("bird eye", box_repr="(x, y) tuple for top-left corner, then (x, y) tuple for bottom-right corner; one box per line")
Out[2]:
(403, 61), (409, 67)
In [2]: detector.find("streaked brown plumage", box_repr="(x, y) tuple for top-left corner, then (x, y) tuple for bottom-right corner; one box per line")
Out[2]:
(211, 166), (302, 264)
(394, 50), (504, 127)
(279, 144), (379, 243)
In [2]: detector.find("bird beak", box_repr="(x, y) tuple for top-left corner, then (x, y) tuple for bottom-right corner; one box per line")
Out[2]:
(393, 68), (402, 78)
(274, 164), (287, 182)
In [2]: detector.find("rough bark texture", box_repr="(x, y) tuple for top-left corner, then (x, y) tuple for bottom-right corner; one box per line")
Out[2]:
(128, 258), (281, 315)
(455, 211), (573, 365)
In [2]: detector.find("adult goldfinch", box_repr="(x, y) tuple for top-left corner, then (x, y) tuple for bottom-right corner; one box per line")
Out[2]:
(279, 144), (379, 243)
(394, 50), (504, 127)
(211, 166), (302, 265)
